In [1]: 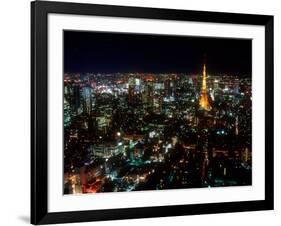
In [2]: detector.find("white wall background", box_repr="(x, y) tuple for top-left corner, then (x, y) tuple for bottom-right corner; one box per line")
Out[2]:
(0, 0), (279, 225)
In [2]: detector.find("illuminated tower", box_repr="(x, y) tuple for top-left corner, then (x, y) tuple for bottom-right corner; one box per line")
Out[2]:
(199, 64), (211, 111)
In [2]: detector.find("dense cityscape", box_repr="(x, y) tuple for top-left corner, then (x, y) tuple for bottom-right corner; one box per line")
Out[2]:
(63, 64), (252, 194)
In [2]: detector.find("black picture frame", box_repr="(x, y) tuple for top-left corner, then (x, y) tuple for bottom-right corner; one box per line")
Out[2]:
(31, 0), (274, 224)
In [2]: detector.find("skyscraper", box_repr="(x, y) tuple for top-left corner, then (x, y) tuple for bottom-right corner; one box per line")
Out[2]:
(82, 86), (93, 114)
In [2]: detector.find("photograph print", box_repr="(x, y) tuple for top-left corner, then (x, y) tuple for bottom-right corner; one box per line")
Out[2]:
(63, 31), (252, 195)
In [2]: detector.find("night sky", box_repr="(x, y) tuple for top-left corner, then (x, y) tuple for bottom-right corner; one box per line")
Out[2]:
(64, 30), (252, 76)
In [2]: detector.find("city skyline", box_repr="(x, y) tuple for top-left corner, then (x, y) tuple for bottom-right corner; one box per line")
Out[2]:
(64, 31), (252, 75)
(63, 32), (252, 195)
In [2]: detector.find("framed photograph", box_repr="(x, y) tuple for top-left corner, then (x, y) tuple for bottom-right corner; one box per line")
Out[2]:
(31, 1), (274, 224)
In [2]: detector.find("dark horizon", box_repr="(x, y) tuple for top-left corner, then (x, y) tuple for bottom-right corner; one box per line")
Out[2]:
(64, 30), (252, 76)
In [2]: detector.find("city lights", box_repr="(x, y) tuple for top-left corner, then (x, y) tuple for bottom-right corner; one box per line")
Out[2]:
(63, 66), (252, 194)
(63, 31), (252, 195)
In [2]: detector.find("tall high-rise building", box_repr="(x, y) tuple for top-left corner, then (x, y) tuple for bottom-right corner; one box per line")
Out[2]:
(199, 64), (211, 111)
(164, 79), (175, 97)
(64, 98), (71, 127)
(82, 86), (93, 114)
(142, 81), (153, 108)
(128, 77), (135, 104)
(235, 115), (239, 136)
